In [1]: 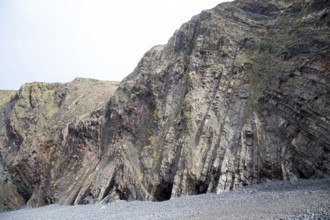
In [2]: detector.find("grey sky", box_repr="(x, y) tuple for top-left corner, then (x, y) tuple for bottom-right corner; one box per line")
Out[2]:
(0, 0), (230, 90)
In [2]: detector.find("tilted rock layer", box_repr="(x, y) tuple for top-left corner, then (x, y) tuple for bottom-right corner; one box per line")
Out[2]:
(0, 0), (329, 210)
(0, 78), (119, 209)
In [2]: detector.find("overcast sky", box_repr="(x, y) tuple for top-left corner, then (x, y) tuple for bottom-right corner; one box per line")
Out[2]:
(0, 0), (231, 90)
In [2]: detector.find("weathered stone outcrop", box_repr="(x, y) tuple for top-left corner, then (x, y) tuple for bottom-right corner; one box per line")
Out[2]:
(0, 0), (329, 210)
(0, 78), (119, 209)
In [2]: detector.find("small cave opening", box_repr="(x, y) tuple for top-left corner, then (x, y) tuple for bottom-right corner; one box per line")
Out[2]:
(298, 169), (307, 179)
(153, 180), (173, 201)
(196, 180), (209, 194)
(17, 187), (32, 203)
(115, 189), (129, 201)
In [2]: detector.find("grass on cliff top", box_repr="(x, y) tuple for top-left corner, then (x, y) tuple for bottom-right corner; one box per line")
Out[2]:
(0, 90), (16, 107)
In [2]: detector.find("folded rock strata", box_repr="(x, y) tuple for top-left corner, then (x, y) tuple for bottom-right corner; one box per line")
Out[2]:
(0, 0), (329, 210)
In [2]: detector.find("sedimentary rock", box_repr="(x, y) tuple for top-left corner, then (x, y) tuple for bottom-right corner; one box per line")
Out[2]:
(0, 0), (329, 210)
(0, 78), (119, 209)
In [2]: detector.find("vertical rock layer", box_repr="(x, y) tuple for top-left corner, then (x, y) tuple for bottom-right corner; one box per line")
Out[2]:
(0, 0), (329, 210)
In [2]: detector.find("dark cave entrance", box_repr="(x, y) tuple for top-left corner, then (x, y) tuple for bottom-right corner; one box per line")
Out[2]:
(153, 180), (173, 201)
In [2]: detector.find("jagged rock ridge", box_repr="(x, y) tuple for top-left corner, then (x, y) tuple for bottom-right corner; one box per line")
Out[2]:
(0, 0), (329, 210)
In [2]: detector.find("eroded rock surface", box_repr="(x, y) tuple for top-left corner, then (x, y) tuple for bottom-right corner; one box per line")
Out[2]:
(0, 0), (329, 210)
(0, 78), (119, 209)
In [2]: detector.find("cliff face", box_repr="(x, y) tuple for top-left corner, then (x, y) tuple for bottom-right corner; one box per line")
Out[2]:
(0, 78), (119, 209)
(1, 0), (329, 210)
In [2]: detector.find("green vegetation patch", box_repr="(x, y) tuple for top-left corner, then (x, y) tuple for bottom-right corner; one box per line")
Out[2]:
(0, 90), (16, 107)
